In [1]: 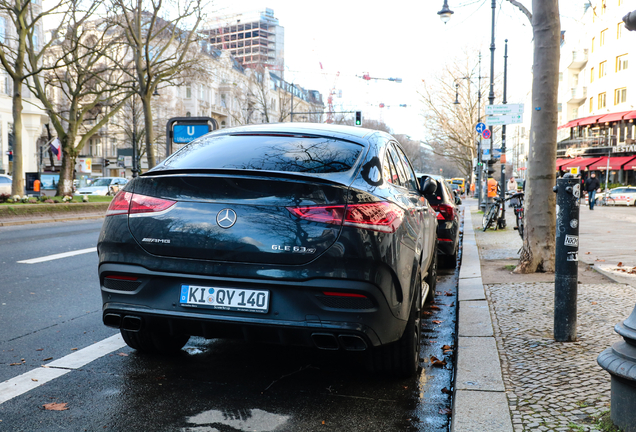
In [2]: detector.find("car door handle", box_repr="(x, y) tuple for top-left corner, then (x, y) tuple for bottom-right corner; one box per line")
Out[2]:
(415, 205), (427, 212)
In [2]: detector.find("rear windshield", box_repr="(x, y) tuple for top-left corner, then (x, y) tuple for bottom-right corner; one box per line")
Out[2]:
(158, 134), (364, 174)
(452, 180), (463, 184)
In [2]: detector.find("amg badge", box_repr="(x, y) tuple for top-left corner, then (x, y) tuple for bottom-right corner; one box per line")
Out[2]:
(271, 245), (316, 254)
(142, 238), (171, 244)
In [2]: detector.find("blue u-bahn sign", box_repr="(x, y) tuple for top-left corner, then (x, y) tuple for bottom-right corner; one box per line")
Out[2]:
(166, 117), (219, 157)
(173, 124), (211, 143)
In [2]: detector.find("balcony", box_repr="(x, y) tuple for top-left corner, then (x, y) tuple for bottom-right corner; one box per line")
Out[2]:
(568, 49), (588, 70)
(568, 86), (587, 104)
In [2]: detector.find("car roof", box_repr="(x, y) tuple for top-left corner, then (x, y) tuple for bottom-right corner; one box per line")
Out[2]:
(202, 122), (386, 145)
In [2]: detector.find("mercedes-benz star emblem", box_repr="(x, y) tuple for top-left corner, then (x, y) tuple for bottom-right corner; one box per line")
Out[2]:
(216, 209), (237, 229)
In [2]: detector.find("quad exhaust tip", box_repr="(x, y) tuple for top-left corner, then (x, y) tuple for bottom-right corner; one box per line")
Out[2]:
(312, 333), (367, 351)
(103, 313), (142, 332)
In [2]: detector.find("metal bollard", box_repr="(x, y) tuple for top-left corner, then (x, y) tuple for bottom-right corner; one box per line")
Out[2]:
(553, 174), (580, 342)
(597, 308), (636, 431)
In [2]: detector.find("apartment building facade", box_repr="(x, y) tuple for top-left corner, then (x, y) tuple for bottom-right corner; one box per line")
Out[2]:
(203, 8), (284, 77)
(557, 0), (636, 185)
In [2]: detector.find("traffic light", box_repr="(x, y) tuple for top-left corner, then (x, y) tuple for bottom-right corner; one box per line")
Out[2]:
(104, 159), (110, 167)
(486, 160), (495, 176)
(355, 111), (362, 126)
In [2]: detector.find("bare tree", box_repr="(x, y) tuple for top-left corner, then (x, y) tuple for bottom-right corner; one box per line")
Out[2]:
(419, 55), (486, 182)
(0, 0), (68, 195)
(109, 0), (206, 169)
(28, 6), (131, 196)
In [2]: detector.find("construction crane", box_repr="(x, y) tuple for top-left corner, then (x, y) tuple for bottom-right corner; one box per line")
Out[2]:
(326, 71), (340, 124)
(358, 72), (402, 83)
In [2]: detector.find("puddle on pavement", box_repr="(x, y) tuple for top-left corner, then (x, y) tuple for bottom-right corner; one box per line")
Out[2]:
(183, 408), (290, 432)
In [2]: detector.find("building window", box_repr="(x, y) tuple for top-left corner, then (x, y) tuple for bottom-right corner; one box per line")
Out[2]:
(592, 37), (595, 53)
(600, 29), (607, 47)
(599, 61), (607, 78)
(186, 86), (191, 99)
(598, 92), (606, 109)
(618, 22), (624, 39)
(559, 72), (563, 82)
(590, 67), (595, 82)
(0, 16), (5, 44)
(590, 96), (594, 112)
(601, 1), (606, 15)
(616, 54), (628, 72)
(614, 88), (627, 105)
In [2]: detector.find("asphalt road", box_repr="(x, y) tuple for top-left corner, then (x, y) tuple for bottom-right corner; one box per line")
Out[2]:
(0, 218), (459, 432)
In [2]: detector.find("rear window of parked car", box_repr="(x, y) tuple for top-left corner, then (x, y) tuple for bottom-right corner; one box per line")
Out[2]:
(159, 134), (364, 174)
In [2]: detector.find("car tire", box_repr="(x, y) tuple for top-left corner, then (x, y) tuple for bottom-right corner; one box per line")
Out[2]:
(425, 246), (438, 302)
(121, 329), (190, 355)
(368, 280), (421, 379)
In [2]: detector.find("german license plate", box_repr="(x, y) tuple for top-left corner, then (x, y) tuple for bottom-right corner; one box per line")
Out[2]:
(180, 285), (269, 313)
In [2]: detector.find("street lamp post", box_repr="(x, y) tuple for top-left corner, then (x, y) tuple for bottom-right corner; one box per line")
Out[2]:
(440, 1), (496, 212)
(131, 85), (139, 178)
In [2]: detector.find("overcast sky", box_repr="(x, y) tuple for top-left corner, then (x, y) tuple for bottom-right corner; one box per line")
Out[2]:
(212, 0), (586, 140)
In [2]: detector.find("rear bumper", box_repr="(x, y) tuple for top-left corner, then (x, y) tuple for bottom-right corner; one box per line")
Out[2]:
(436, 223), (458, 255)
(99, 263), (407, 349)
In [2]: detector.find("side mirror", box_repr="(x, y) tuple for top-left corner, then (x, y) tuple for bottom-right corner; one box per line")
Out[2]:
(421, 177), (437, 195)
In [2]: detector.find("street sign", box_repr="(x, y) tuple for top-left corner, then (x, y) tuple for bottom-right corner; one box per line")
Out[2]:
(475, 122), (486, 134)
(482, 129), (491, 139)
(485, 104), (525, 115)
(485, 114), (523, 126)
(481, 139), (491, 146)
(173, 124), (211, 144)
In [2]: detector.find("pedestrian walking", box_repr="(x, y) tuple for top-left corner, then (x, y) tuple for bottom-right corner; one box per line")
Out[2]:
(507, 177), (518, 193)
(584, 173), (601, 210)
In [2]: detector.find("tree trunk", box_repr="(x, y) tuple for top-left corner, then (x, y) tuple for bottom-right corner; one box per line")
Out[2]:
(516, 0), (561, 273)
(11, 75), (24, 196)
(56, 134), (75, 196)
(142, 96), (156, 169)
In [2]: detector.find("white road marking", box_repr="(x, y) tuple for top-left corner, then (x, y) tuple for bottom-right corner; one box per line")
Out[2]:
(0, 334), (126, 405)
(17, 247), (97, 264)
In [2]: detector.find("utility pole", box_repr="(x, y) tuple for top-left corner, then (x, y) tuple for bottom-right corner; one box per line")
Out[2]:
(498, 40), (509, 227)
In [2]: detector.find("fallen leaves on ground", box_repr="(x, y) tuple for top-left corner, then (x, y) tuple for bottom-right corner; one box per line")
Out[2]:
(42, 357), (53, 361)
(591, 301), (598, 305)
(43, 403), (68, 411)
(585, 252), (591, 254)
(618, 262), (624, 267)
(432, 320), (443, 324)
(444, 291), (453, 296)
(596, 259), (605, 262)
(9, 363), (22, 366)
(31, 378), (38, 382)
(439, 407), (452, 415)
(117, 352), (128, 357)
(430, 356), (447, 367)
(422, 311), (433, 315)
(430, 305), (441, 310)
(441, 387), (452, 394)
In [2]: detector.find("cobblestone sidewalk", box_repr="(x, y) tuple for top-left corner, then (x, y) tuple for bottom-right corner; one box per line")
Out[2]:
(487, 281), (634, 431)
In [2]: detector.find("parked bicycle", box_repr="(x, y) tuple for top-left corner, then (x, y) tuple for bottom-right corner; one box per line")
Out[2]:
(482, 191), (524, 240)
(595, 189), (616, 207)
(510, 191), (524, 239)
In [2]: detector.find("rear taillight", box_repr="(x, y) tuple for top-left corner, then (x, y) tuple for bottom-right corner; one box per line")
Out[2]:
(106, 191), (176, 217)
(432, 204), (455, 221)
(130, 194), (176, 214)
(287, 202), (403, 233)
(106, 191), (132, 216)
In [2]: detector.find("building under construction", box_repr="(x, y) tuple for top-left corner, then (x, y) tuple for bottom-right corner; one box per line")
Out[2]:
(204, 8), (284, 76)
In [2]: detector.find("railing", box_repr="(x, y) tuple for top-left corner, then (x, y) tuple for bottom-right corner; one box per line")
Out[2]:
(557, 135), (617, 151)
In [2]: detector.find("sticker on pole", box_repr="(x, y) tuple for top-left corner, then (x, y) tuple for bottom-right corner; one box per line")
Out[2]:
(570, 219), (578, 229)
(573, 184), (580, 199)
(482, 129), (491, 139)
(567, 251), (578, 262)
(564, 235), (579, 247)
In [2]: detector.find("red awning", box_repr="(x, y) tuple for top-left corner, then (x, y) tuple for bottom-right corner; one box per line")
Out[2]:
(556, 158), (572, 169)
(589, 156), (636, 170)
(578, 115), (606, 126)
(560, 157), (603, 170)
(598, 111), (632, 123)
(623, 111), (636, 120)
(558, 120), (579, 129)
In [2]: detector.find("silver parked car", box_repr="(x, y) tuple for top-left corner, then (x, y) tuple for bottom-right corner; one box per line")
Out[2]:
(0, 174), (12, 195)
(74, 177), (128, 196)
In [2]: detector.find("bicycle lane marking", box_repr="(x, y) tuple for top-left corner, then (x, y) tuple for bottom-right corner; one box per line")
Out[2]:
(17, 247), (96, 264)
(0, 334), (126, 405)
